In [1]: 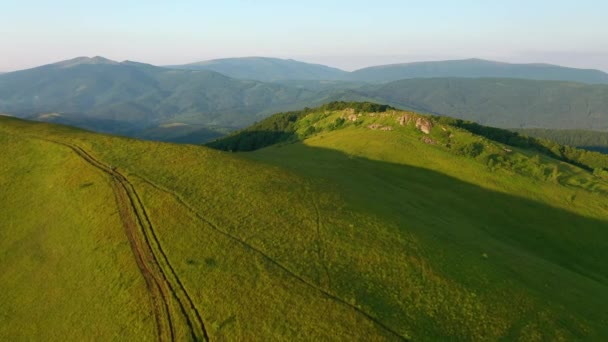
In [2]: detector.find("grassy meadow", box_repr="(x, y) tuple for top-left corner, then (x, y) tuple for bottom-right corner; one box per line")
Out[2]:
(1, 102), (607, 340)
(0, 130), (155, 340)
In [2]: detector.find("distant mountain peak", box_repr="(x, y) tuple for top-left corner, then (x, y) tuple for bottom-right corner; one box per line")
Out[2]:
(52, 56), (119, 68)
(189, 56), (303, 66)
(166, 56), (349, 81)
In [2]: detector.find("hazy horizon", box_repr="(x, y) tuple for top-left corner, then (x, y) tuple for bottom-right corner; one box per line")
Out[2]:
(2, 0), (607, 72)
(3, 53), (608, 74)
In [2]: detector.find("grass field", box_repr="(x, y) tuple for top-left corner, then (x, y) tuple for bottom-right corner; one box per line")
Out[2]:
(1, 103), (607, 340)
(0, 131), (155, 340)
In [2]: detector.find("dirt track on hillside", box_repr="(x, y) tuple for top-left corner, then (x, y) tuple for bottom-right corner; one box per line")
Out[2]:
(45, 140), (209, 342)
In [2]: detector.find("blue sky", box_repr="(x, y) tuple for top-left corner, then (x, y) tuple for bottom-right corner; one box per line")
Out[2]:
(1, 0), (607, 71)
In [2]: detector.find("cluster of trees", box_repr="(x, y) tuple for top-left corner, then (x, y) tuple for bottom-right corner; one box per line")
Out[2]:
(317, 101), (395, 113)
(206, 109), (307, 151)
(435, 116), (608, 172)
(513, 128), (608, 153)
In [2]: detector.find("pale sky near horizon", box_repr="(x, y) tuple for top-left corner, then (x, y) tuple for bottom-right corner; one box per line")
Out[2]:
(1, 0), (607, 72)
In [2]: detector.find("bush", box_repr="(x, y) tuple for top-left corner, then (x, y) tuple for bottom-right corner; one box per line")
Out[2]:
(459, 142), (484, 157)
(301, 125), (316, 137)
(321, 101), (395, 113)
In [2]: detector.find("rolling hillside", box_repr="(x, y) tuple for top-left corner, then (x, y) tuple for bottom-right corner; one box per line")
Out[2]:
(349, 58), (608, 84)
(167, 57), (349, 82)
(2, 102), (608, 340)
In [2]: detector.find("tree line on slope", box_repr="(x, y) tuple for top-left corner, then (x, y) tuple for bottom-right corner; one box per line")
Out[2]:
(436, 117), (608, 173)
(512, 128), (608, 153)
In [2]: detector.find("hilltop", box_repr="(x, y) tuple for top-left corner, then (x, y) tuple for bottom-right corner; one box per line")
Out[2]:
(2, 102), (607, 340)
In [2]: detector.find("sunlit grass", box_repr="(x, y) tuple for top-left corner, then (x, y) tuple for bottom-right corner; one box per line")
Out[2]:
(1, 109), (607, 340)
(0, 132), (154, 341)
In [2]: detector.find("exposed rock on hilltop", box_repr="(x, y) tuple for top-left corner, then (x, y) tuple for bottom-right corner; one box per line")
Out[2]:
(415, 117), (433, 134)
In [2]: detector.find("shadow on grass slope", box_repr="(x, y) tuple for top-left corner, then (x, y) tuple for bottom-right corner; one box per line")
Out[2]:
(240, 142), (608, 340)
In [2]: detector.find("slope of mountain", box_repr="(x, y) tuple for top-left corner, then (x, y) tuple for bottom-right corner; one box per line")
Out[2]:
(134, 123), (227, 144)
(514, 128), (608, 154)
(334, 78), (608, 131)
(349, 58), (608, 84)
(0, 57), (319, 139)
(2, 102), (607, 340)
(167, 57), (349, 81)
(271, 79), (367, 91)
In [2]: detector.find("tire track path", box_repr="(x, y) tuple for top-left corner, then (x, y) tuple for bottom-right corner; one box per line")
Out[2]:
(110, 179), (175, 342)
(44, 139), (209, 342)
(309, 191), (332, 290)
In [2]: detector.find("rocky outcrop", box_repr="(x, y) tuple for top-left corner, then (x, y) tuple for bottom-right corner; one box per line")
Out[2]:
(397, 114), (433, 134)
(415, 118), (433, 134)
(396, 114), (411, 126)
(421, 136), (437, 145)
(368, 123), (393, 131)
(341, 108), (359, 122)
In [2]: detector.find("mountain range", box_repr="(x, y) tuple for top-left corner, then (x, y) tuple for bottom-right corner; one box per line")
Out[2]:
(168, 57), (608, 84)
(348, 58), (608, 84)
(2, 56), (608, 145)
(0, 57), (322, 140)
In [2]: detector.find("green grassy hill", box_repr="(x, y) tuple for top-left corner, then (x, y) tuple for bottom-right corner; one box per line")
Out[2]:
(1, 102), (608, 340)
